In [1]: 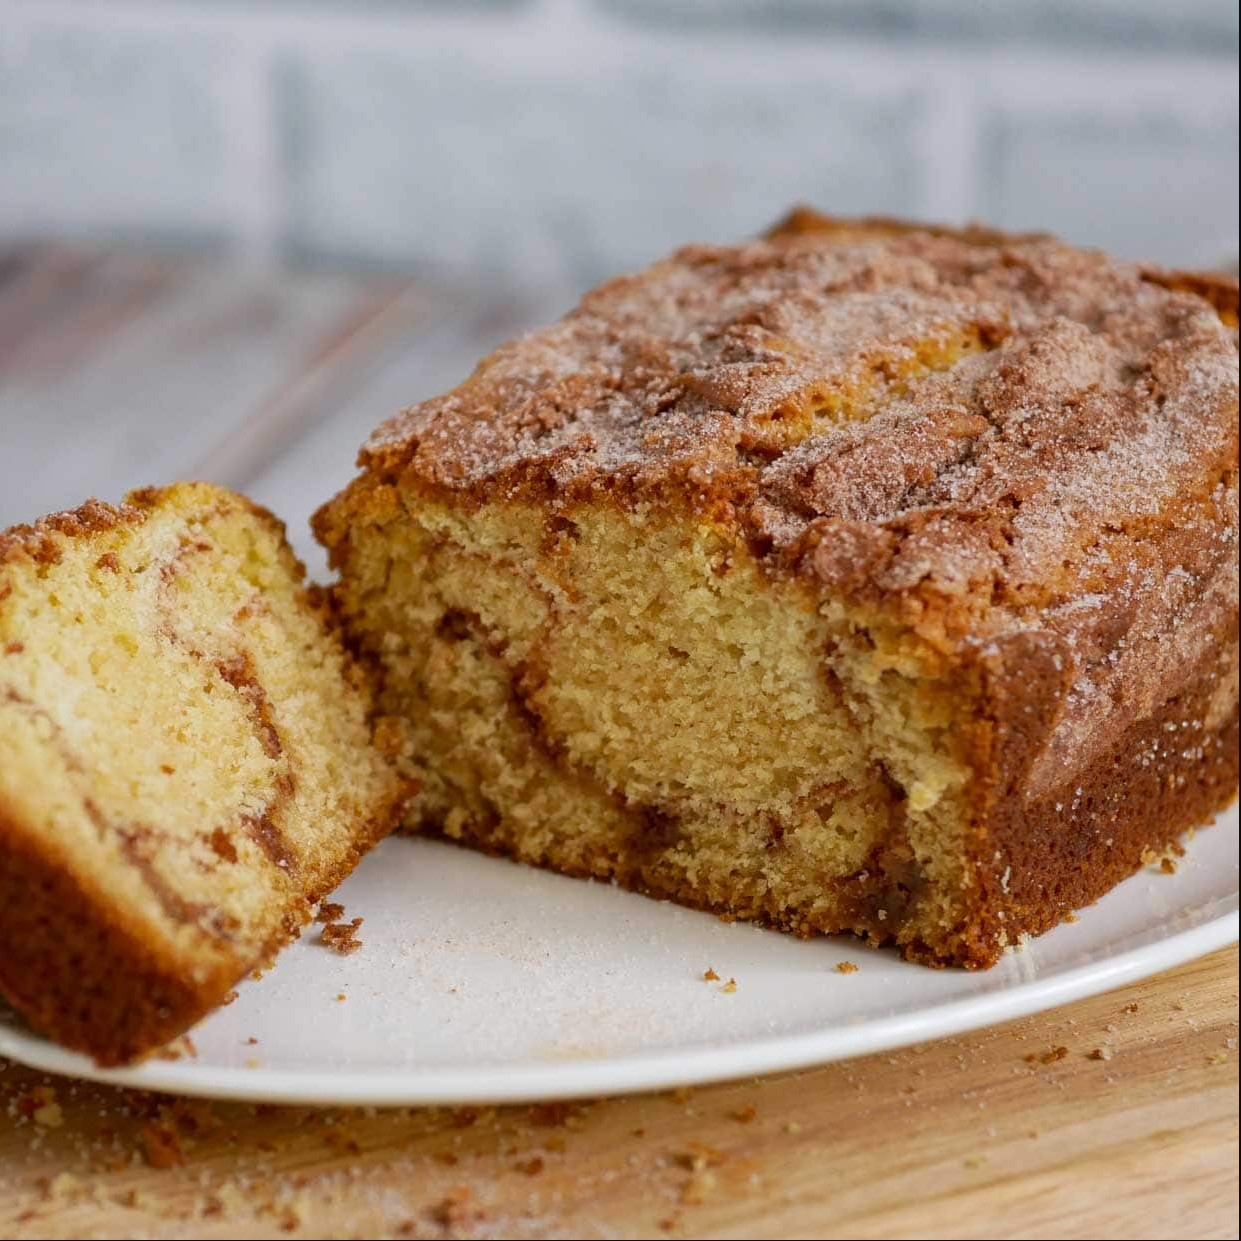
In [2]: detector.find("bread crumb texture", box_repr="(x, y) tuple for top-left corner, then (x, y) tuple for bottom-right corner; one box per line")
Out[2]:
(0, 483), (406, 1063)
(317, 211), (1238, 968)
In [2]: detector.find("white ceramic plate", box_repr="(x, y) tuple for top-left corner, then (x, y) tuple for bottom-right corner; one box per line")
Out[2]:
(3, 805), (1236, 1105)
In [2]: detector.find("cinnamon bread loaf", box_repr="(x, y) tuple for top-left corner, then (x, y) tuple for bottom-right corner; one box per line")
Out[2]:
(315, 212), (1238, 968)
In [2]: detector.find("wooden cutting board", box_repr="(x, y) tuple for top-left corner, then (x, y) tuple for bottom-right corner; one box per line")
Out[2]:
(0, 947), (1235, 1240)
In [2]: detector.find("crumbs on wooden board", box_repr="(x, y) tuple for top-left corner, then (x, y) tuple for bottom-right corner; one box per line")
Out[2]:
(1024, 1046), (1069, 1065)
(22, 1086), (64, 1129)
(431, 1185), (485, 1233)
(140, 1121), (183, 1169)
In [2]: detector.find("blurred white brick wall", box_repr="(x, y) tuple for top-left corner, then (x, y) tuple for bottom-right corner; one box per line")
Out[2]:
(0, 0), (1236, 289)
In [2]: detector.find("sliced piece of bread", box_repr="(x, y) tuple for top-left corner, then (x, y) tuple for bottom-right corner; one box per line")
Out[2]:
(0, 483), (408, 1064)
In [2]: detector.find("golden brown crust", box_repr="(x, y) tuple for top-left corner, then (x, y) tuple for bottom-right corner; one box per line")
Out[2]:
(317, 210), (1239, 969)
(0, 789), (405, 1065)
(1138, 267), (1240, 328)
(334, 213), (1236, 539)
(320, 214), (1237, 655)
(0, 498), (147, 570)
(0, 488), (300, 576)
(764, 204), (1054, 249)
(0, 803), (232, 1066)
(963, 614), (1239, 953)
(771, 205), (1239, 327)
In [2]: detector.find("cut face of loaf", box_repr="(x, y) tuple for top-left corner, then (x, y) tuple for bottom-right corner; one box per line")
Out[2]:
(316, 212), (1239, 968)
(0, 484), (407, 1063)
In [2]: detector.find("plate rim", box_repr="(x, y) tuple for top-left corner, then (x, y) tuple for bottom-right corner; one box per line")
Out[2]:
(3, 904), (1235, 1107)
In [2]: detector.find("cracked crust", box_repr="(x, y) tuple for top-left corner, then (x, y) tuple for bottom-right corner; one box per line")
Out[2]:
(322, 211), (1237, 765)
(316, 210), (1239, 967)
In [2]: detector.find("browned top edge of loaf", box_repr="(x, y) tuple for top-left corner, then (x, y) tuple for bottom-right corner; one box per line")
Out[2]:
(0, 486), (298, 577)
(312, 210), (1238, 875)
(0, 485), (406, 1063)
(314, 208), (1238, 640)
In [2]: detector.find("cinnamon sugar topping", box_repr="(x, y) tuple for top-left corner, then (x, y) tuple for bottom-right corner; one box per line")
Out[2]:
(352, 215), (1238, 794)
(362, 222), (1237, 616)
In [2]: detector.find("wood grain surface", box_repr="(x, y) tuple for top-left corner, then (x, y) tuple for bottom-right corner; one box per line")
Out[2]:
(0, 243), (576, 551)
(0, 948), (1235, 1240)
(0, 246), (1237, 1240)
